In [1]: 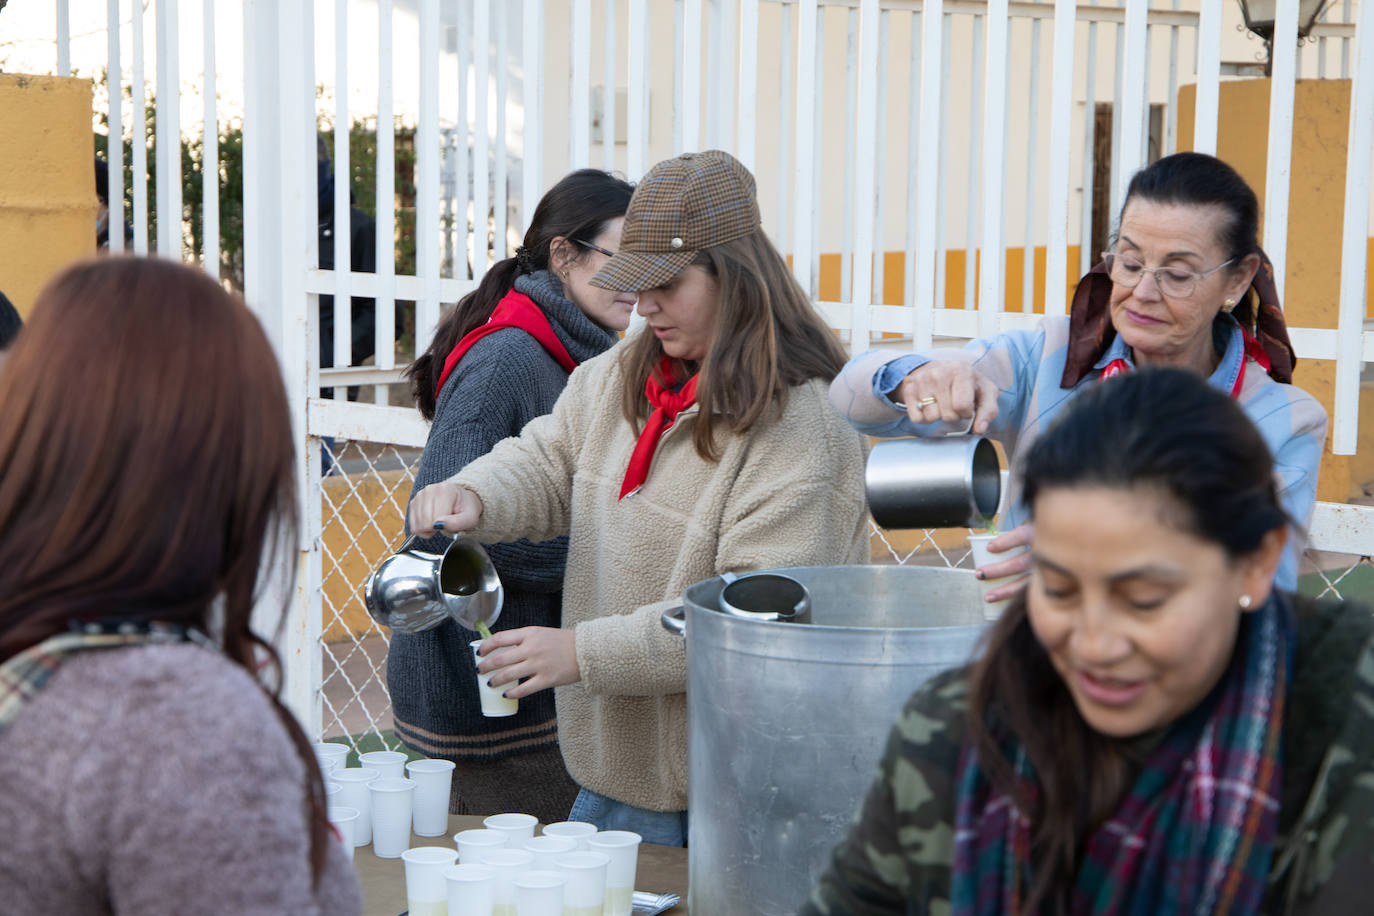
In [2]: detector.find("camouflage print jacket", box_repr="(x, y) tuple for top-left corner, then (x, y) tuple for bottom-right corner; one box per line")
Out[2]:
(802, 595), (1374, 916)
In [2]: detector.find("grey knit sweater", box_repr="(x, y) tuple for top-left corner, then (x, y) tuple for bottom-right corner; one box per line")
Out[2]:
(0, 644), (362, 914)
(389, 271), (618, 760)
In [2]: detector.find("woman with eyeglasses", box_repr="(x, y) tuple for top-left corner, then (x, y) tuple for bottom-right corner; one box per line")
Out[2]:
(829, 152), (1325, 594)
(392, 169), (634, 824)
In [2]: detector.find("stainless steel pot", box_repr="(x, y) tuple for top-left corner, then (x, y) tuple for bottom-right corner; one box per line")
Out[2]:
(865, 435), (1001, 529)
(662, 564), (988, 915)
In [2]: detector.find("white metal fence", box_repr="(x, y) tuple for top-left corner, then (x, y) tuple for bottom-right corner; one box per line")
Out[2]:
(43, 0), (1374, 745)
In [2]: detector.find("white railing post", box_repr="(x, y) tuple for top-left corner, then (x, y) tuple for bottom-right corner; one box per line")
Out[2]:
(1044, 0), (1075, 315)
(1193, 0), (1223, 154)
(683, 0), (704, 151)
(107, 0), (124, 255)
(1114, 0), (1149, 214)
(132, 0), (148, 254)
(792, 0), (819, 298)
(628, 0), (650, 179)
(1264, 0), (1301, 304)
(202, 0), (220, 278)
(850, 0), (880, 352)
(57, 1), (72, 76)
(1333, 2), (1374, 455)
(155, 0), (182, 260)
(417, 0), (441, 357)
(912, 0), (944, 351)
(377, 0), (398, 379)
(523, 0), (545, 223)
(977, 1), (1009, 336)
(737, 0), (759, 172)
(571, 0), (591, 168)
(333, 0), (352, 375)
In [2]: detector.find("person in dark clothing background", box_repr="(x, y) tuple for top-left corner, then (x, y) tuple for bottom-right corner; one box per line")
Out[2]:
(95, 157), (134, 251)
(0, 291), (22, 353)
(316, 135), (379, 383)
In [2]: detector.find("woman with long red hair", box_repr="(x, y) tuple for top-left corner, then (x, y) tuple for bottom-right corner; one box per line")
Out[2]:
(0, 258), (361, 914)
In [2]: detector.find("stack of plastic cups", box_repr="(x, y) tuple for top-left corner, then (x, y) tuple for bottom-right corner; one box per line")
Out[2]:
(369, 777), (417, 858)
(312, 741), (349, 776)
(401, 846), (458, 916)
(359, 750), (408, 779)
(541, 821), (597, 851)
(330, 767), (381, 846)
(446, 863), (496, 916)
(477, 848), (534, 916)
(522, 835), (577, 871)
(587, 831), (642, 916)
(454, 828), (508, 864)
(513, 870), (566, 916)
(405, 758), (456, 837)
(482, 812), (538, 845)
(326, 806), (360, 861)
(555, 851), (610, 916)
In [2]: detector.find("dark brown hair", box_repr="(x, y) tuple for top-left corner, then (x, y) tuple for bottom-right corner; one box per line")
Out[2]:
(406, 169), (633, 419)
(966, 368), (1285, 913)
(0, 257), (332, 883)
(618, 229), (848, 459)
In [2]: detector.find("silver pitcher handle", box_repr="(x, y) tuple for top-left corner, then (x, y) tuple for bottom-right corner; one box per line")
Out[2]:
(395, 528), (453, 555)
(660, 606), (686, 636)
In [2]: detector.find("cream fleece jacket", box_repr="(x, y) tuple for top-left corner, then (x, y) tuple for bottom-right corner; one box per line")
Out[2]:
(452, 344), (870, 811)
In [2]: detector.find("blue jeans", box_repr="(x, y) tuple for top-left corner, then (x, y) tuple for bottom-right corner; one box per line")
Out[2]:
(567, 786), (688, 848)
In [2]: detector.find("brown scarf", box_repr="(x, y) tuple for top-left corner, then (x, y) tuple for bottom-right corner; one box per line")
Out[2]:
(1060, 250), (1297, 388)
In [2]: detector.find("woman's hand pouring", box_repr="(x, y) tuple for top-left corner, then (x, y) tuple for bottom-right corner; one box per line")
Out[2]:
(896, 361), (1000, 435)
(475, 627), (581, 699)
(408, 481), (483, 536)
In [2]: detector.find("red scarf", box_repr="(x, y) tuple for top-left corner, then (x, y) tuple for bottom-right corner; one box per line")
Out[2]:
(1098, 325), (1272, 399)
(619, 359), (699, 500)
(434, 289), (579, 397)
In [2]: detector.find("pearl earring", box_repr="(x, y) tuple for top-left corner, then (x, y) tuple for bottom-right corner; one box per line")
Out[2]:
(1238, 594), (1253, 610)
(1222, 297), (1237, 313)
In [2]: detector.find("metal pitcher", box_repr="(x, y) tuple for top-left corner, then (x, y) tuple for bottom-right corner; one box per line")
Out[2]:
(865, 434), (1001, 529)
(363, 534), (504, 634)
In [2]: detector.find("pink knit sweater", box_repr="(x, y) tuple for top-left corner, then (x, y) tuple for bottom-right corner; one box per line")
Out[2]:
(0, 643), (362, 914)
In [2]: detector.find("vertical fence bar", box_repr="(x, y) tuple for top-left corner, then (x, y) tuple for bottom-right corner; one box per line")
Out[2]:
(417, 0), (441, 358)
(935, 12), (951, 316)
(793, 0), (819, 298)
(712, 0), (739, 152)
(1044, 0), (1074, 315)
(872, 13), (890, 311)
(738, 0), (759, 171)
(155, 0), (182, 259)
(473, 0), (491, 277)
(1022, 18), (1041, 315)
(1263, 0), (1300, 304)
(1333, 0), (1374, 454)
(376, 0), (397, 377)
(683, 0), (703, 151)
(965, 12), (983, 311)
(571, 0), (591, 168)
(132, 0), (148, 254)
(850, 0), (880, 351)
(1080, 10), (1097, 276)
(202, 0), (220, 279)
(912, 0), (943, 350)
(603, 0), (617, 170)
(1342, 0), (1352, 78)
(456, 0), (471, 278)
(494, 2), (509, 261)
(332, 0), (351, 373)
(523, 0), (544, 223)
(904, 10), (921, 313)
(811, 5), (825, 291)
(977, 0), (1009, 336)
(1166, 0), (1180, 156)
(1114, 0), (1148, 212)
(775, 3), (792, 253)
(842, 10), (858, 302)
(107, 0), (125, 255)
(628, 0), (650, 179)
(673, 0), (685, 154)
(57, 0), (72, 76)
(1194, 0), (1222, 154)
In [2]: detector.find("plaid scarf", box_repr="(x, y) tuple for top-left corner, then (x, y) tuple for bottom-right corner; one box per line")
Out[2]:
(0, 625), (209, 742)
(951, 594), (1293, 915)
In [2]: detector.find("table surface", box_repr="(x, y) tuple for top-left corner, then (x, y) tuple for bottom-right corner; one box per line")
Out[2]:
(356, 814), (687, 916)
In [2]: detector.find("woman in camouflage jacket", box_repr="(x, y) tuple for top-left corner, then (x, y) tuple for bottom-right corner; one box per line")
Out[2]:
(806, 369), (1373, 916)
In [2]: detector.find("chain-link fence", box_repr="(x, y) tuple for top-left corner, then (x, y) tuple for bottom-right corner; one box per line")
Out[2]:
(315, 436), (1374, 752)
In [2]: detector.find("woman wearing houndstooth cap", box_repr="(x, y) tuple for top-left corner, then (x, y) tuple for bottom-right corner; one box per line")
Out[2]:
(408, 150), (870, 844)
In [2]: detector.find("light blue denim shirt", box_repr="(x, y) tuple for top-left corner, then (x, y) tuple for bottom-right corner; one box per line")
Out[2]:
(828, 315), (1328, 590)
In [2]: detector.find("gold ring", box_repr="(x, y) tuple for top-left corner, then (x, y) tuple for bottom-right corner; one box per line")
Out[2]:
(917, 397), (937, 408)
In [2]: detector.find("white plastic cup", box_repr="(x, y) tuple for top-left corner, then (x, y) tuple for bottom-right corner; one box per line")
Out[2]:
(540, 820), (598, 851)
(313, 741), (350, 775)
(446, 863), (497, 916)
(522, 835), (577, 871)
(327, 805), (360, 862)
(554, 851), (609, 916)
(454, 828), (509, 864)
(483, 812), (538, 845)
(324, 781), (342, 801)
(514, 870), (566, 916)
(330, 767), (381, 846)
(402, 846), (459, 916)
(477, 848), (535, 916)
(369, 776), (417, 858)
(968, 533), (1029, 620)
(405, 758), (456, 837)
(586, 831), (642, 916)
(358, 749), (408, 779)
(471, 640), (520, 717)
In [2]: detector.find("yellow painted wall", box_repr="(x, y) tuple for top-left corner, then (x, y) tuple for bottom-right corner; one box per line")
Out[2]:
(321, 468), (414, 642)
(0, 75), (96, 317)
(1179, 79), (1364, 501)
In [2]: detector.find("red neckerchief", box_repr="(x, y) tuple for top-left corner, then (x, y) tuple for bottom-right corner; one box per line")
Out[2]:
(1098, 326), (1270, 398)
(434, 289), (579, 397)
(619, 359), (700, 500)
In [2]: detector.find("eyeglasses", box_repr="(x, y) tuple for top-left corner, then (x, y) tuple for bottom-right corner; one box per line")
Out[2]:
(574, 238), (616, 258)
(1102, 251), (1235, 299)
